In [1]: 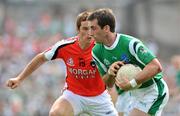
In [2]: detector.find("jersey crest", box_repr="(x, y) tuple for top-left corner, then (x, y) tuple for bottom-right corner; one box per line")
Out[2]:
(66, 57), (74, 66)
(120, 54), (130, 63)
(103, 59), (111, 66)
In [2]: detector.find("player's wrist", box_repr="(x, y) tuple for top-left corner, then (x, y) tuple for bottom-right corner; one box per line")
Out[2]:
(129, 79), (138, 88)
(17, 76), (25, 82)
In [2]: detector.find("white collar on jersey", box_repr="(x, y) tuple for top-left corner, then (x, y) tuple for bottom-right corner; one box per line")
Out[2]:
(104, 33), (120, 50)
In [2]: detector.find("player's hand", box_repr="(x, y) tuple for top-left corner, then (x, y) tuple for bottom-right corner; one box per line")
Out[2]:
(115, 77), (132, 91)
(6, 78), (21, 89)
(108, 61), (124, 77)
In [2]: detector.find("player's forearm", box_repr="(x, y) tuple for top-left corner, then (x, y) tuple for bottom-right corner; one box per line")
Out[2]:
(17, 53), (47, 81)
(135, 59), (162, 85)
(103, 73), (115, 88)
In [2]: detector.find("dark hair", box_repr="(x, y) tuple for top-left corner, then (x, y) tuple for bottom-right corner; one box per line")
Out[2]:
(76, 11), (91, 31)
(88, 8), (115, 32)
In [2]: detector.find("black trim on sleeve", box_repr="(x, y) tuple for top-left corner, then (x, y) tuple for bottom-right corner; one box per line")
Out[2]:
(133, 41), (139, 53)
(51, 42), (75, 60)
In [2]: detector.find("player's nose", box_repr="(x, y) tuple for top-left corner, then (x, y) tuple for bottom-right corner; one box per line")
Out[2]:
(88, 29), (94, 37)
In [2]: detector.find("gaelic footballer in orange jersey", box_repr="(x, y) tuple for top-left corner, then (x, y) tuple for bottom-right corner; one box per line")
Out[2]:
(44, 36), (105, 96)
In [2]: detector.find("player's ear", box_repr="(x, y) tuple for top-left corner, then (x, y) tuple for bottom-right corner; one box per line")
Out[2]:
(103, 25), (110, 32)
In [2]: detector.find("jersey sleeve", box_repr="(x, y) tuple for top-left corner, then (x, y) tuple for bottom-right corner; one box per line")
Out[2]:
(129, 39), (156, 66)
(92, 45), (108, 76)
(43, 40), (64, 60)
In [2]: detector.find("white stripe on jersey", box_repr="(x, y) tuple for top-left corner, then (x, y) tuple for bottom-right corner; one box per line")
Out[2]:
(92, 51), (108, 73)
(44, 39), (76, 60)
(129, 39), (145, 66)
(104, 34), (120, 50)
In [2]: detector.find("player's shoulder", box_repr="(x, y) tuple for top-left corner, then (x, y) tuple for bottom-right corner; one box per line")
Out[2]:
(119, 34), (142, 48)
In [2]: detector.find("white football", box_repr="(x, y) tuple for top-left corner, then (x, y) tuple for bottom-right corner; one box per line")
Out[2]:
(116, 64), (142, 89)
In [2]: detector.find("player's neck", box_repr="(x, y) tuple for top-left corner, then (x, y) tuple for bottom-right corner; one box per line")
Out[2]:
(104, 33), (117, 47)
(78, 37), (92, 50)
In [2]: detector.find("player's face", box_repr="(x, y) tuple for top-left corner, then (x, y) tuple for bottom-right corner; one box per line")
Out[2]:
(79, 21), (92, 41)
(88, 19), (106, 43)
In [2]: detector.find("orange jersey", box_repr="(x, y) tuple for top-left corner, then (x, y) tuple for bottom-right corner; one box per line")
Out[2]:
(44, 36), (105, 96)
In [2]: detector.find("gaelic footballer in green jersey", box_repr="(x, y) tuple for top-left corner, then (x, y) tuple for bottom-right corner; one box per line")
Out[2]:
(88, 8), (169, 116)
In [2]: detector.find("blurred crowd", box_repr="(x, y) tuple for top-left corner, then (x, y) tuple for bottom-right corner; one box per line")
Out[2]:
(0, 13), (67, 116)
(0, 10), (180, 116)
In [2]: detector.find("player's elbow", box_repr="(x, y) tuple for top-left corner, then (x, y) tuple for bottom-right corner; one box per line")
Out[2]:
(158, 64), (163, 72)
(152, 64), (162, 74)
(154, 60), (163, 73)
(151, 58), (163, 73)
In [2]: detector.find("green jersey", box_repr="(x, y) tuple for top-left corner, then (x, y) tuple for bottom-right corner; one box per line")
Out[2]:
(92, 34), (163, 94)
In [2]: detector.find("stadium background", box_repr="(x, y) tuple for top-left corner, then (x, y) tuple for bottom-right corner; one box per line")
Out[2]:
(0, 0), (180, 115)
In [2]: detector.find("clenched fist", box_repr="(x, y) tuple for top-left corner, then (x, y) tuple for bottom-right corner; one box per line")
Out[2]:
(6, 78), (21, 89)
(107, 61), (124, 77)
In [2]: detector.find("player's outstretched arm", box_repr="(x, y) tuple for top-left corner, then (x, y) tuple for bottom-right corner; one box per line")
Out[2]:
(6, 53), (48, 89)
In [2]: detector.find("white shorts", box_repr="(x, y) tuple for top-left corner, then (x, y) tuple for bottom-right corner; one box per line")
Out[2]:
(116, 91), (132, 112)
(115, 91), (134, 116)
(130, 79), (169, 116)
(62, 89), (118, 116)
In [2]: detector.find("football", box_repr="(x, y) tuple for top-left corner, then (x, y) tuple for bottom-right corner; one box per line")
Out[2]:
(116, 64), (142, 89)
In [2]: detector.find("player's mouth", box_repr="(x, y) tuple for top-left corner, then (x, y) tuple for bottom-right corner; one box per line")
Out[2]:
(87, 36), (92, 39)
(89, 35), (95, 39)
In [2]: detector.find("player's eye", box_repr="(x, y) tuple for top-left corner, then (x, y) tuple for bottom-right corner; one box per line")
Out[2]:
(91, 26), (96, 31)
(82, 27), (88, 30)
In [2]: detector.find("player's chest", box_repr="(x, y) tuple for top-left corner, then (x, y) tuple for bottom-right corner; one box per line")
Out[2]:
(64, 50), (95, 69)
(102, 50), (132, 67)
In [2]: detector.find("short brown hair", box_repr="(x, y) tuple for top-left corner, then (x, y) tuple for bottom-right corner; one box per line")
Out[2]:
(88, 8), (115, 32)
(76, 11), (91, 31)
